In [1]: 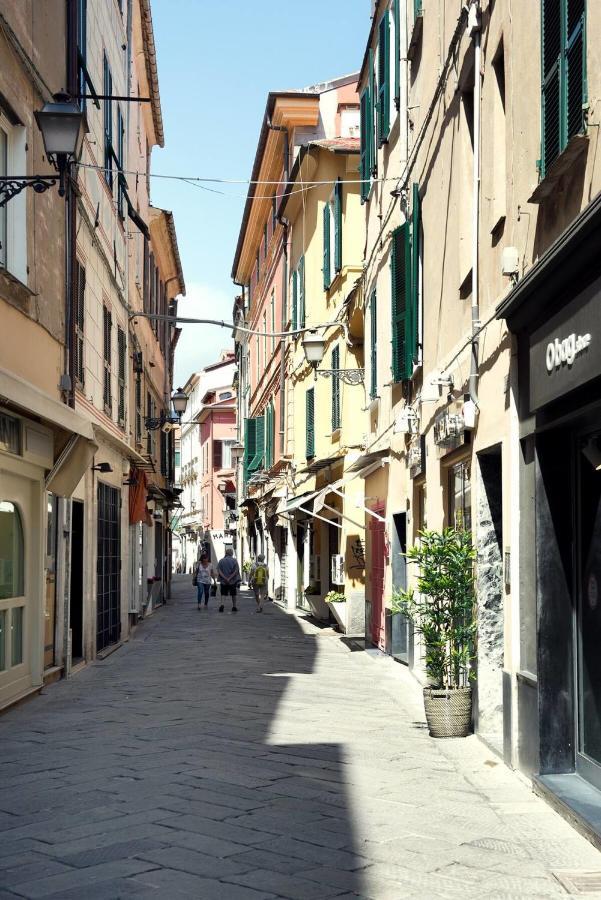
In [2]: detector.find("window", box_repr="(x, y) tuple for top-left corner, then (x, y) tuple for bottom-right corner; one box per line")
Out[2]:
(414, 0), (423, 18)
(243, 416), (265, 484)
(0, 118), (26, 281)
(221, 439), (236, 469)
(324, 182), (343, 290)
(135, 373), (142, 445)
(449, 461), (472, 531)
(0, 500), (25, 673)
(146, 392), (155, 458)
(272, 195), (277, 233)
(103, 306), (112, 413)
(74, 261), (86, 387)
(263, 222), (268, 259)
(331, 346), (341, 431)
(394, 0), (401, 104)
(541, 0), (586, 178)
(306, 388), (315, 459)
(369, 290), (377, 399)
(298, 256), (305, 328)
(360, 50), (375, 203)
(213, 439), (223, 470)
(323, 201), (331, 291)
(103, 53), (113, 188)
(334, 180), (342, 274)
(117, 326), (126, 426)
(291, 269), (298, 330)
(390, 204), (420, 382)
(377, 9), (391, 145)
(175, 449), (181, 469)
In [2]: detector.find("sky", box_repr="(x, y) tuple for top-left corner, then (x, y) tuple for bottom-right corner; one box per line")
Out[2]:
(149, 0), (368, 388)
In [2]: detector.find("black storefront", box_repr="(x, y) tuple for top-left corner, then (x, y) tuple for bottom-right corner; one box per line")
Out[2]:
(498, 194), (601, 842)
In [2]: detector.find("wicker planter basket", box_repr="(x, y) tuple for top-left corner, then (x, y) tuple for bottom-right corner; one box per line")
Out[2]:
(423, 686), (472, 738)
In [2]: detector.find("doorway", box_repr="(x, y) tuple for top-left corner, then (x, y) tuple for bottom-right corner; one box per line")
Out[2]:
(70, 500), (84, 663)
(96, 483), (121, 653)
(576, 431), (601, 789)
(368, 506), (386, 649)
(391, 512), (410, 663)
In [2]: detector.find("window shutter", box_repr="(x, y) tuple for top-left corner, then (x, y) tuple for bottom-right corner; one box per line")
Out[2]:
(214, 440), (223, 470)
(377, 10), (390, 146)
(369, 48), (377, 175)
(299, 256), (305, 327)
(565, 0), (586, 142)
(243, 418), (254, 485)
(360, 89), (369, 202)
(370, 290), (378, 399)
(390, 224), (411, 382)
(394, 0), (400, 104)
(74, 261), (85, 386)
(334, 180), (342, 272)
(331, 346), (341, 430)
(117, 326), (126, 425)
(323, 202), (331, 290)
(410, 183), (421, 368)
(292, 269), (298, 330)
(253, 415), (265, 470)
(414, 0), (423, 17)
(306, 388), (315, 458)
(541, 0), (563, 175)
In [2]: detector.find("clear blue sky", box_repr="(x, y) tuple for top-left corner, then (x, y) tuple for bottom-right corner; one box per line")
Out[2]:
(150, 0), (368, 385)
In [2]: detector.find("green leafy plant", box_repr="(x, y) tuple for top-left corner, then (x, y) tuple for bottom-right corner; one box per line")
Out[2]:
(392, 528), (476, 689)
(324, 590), (346, 604)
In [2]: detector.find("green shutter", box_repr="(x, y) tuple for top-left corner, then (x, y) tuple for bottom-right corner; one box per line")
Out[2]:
(243, 417), (256, 485)
(306, 388), (315, 458)
(292, 269), (298, 330)
(323, 202), (331, 290)
(410, 183), (421, 368)
(394, 0), (400, 104)
(390, 223), (411, 382)
(369, 48), (376, 175)
(541, 0), (586, 178)
(360, 89), (370, 202)
(414, 0), (423, 17)
(250, 415), (265, 472)
(331, 346), (340, 430)
(370, 290), (378, 399)
(265, 403), (273, 469)
(299, 256), (305, 327)
(334, 180), (342, 272)
(377, 10), (390, 146)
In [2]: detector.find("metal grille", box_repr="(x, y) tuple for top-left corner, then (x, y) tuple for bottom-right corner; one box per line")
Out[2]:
(96, 483), (121, 652)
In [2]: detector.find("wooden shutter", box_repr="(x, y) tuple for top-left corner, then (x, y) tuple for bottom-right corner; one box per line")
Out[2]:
(331, 346), (340, 430)
(369, 48), (377, 175)
(117, 326), (126, 425)
(103, 306), (112, 410)
(410, 183), (421, 367)
(323, 202), (331, 290)
(253, 415), (265, 470)
(377, 10), (390, 146)
(360, 89), (370, 202)
(306, 388), (315, 458)
(299, 256), (305, 327)
(243, 417), (255, 485)
(394, 0), (400, 104)
(74, 261), (85, 387)
(370, 290), (378, 399)
(390, 224), (411, 382)
(292, 269), (298, 330)
(214, 439), (223, 470)
(541, 0), (586, 178)
(414, 0), (423, 16)
(334, 180), (342, 272)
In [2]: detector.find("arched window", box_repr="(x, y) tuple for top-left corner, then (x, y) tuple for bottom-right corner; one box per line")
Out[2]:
(0, 501), (24, 600)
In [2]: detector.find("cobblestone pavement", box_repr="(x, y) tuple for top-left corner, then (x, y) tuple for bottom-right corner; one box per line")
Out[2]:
(1, 577), (600, 899)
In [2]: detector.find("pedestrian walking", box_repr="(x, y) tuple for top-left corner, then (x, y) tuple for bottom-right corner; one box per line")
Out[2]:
(249, 554), (268, 613)
(194, 553), (216, 609)
(217, 547), (241, 613)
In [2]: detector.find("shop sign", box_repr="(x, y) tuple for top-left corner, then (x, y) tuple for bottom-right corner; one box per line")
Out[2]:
(407, 434), (426, 478)
(530, 275), (601, 412)
(0, 412), (21, 456)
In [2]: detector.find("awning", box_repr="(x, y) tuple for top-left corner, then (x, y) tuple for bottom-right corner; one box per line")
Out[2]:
(276, 489), (321, 516)
(45, 434), (99, 497)
(91, 423), (150, 468)
(0, 366), (95, 440)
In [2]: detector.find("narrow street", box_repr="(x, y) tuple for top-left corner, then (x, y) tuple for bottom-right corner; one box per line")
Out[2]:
(0, 579), (599, 900)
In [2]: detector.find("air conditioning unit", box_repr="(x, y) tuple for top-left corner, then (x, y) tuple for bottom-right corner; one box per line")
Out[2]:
(331, 554), (344, 586)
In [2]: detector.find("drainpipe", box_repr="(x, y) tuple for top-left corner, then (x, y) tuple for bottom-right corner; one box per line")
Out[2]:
(469, 1), (482, 409)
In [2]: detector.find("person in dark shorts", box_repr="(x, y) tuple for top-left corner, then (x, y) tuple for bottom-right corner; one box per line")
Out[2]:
(217, 548), (241, 613)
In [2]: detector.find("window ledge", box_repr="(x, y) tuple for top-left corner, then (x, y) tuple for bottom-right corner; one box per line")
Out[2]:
(529, 134), (589, 203)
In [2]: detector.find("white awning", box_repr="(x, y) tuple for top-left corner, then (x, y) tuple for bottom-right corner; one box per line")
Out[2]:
(0, 366), (95, 439)
(276, 489), (321, 515)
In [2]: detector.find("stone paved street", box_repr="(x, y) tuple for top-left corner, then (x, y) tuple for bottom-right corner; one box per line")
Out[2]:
(1, 577), (600, 899)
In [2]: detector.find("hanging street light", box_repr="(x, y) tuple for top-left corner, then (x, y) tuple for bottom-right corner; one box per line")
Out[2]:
(302, 330), (364, 385)
(0, 92), (85, 208)
(171, 387), (188, 420)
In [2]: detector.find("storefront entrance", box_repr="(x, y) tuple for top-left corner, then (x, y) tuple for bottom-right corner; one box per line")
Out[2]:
(577, 430), (601, 789)
(96, 483), (121, 653)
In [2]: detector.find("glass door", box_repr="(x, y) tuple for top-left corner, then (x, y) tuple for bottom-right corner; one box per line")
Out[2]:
(576, 432), (601, 789)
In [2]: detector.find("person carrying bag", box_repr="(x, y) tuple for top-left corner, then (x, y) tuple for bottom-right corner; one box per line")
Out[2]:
(194, 554), (216, 610)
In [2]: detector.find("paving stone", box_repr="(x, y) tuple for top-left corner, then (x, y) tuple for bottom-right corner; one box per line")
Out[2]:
(223, 867), (348, 899)
(55, 837), (168, 869)
(130, 866), (277, 899)
(134, 844), (253, 878)
(8, 859), (157, 898)
(0, 857), (73, 886)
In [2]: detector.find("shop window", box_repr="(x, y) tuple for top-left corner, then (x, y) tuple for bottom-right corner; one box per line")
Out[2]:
(449, 461), (472, 531)
(0, 501), (24, 600)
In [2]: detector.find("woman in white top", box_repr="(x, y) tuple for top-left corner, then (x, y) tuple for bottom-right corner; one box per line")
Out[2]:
(195, 554), (216, 609)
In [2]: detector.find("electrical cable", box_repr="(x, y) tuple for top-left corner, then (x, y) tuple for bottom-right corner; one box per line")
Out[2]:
(129, 311), (345, 340)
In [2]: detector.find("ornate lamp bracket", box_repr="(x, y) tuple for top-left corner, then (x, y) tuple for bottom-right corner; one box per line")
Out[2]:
(316, 369), (365, 385)
(0, 175), (60, 208)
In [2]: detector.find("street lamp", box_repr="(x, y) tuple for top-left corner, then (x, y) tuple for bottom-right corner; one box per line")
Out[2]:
(171, 387), (188, 420)
(301, 330), (365, 385)
(144, 388), (189, 432)
(230, 443), (244, 466)
(0, 92), (85, 207)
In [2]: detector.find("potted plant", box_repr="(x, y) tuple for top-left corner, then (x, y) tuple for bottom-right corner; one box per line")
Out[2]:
(392, 528), (476, 738)
(324, 590), (346, 631)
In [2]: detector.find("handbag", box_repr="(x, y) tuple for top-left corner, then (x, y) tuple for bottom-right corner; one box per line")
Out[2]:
(210, 583), (217, 597)
(192, 569), (198, 587)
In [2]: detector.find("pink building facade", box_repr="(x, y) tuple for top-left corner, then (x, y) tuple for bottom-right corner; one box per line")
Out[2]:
(197, 383), (237, 564)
